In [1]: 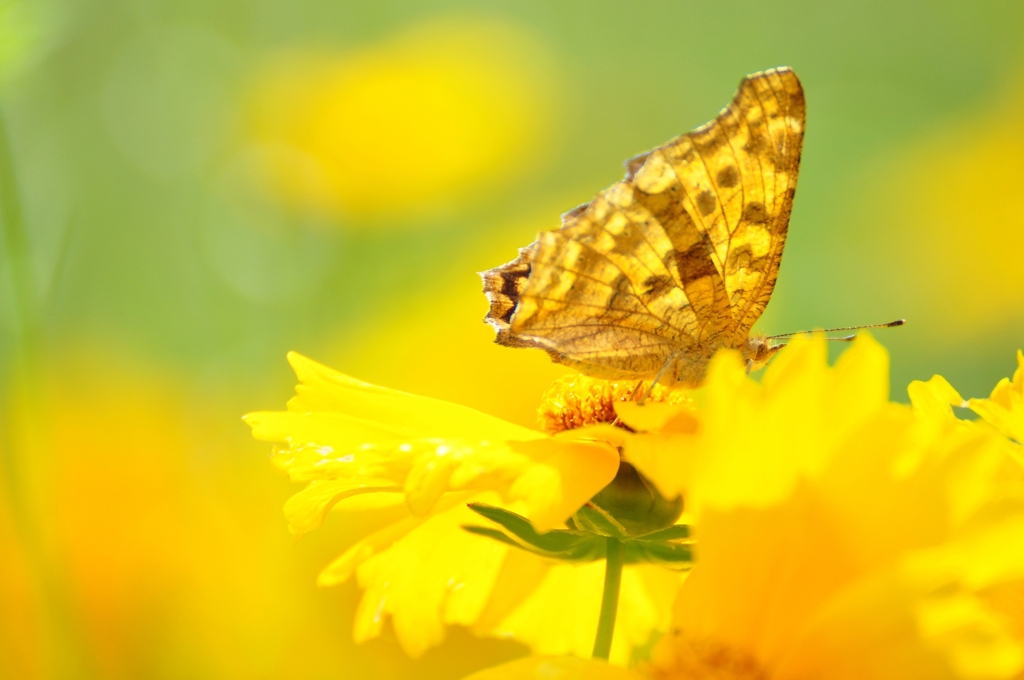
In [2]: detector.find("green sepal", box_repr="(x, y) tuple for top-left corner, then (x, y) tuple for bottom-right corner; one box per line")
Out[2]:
(587, 461), (683, 536)
(625, 539), (693, 568)
(635, 524), (690, 541)
(464, 503), (692, 569)
(461, 525), (525, 549)
(569, 504), (628, 538)
(467, 503), (588, 551)
(463, 523), (605, 561)
(465, 503), (604, 561)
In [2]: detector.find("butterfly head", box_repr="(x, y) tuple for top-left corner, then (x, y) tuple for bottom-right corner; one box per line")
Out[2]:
(743, 335), (784, 373)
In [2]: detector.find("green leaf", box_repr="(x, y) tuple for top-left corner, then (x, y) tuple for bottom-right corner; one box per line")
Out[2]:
(462, 525), (525, 549)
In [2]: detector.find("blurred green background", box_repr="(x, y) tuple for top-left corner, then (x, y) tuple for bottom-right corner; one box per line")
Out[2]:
(1, 1), (1023, 678)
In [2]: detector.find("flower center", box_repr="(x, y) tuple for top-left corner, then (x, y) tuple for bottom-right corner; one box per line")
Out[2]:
(536, 374), (689, 434)
(536, 374), (690, 535)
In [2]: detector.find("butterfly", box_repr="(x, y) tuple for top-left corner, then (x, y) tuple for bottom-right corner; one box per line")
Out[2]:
(482, 67), (815, 387)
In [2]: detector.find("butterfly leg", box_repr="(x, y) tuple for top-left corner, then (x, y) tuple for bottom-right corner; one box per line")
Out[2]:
(638, 355), (679, 406)
(630, 380), (645, 401)
(608, 380), (645, 427)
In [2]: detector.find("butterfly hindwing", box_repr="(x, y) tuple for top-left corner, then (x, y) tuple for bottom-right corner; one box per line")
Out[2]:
(482, 67), (805, 385)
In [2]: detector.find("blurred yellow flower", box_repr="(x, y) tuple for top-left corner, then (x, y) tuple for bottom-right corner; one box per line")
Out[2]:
(245, 18), (556, 222)
(465, 338), (1024, 679)
(246, 353), (687, 661)
(12, 348), (412, 679)
(864, 78), (1024, 345)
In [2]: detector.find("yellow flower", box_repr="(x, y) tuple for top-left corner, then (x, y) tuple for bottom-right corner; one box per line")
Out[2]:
(465, 337), (1024, 680)
(624, 333), (890, 518)
(244, 19), (555, 222)
(967, 350), (1024, 444)
(245, 353), (683, 661)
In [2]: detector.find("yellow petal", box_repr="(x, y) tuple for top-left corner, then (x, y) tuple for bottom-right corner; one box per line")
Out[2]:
(770, 569), (952, 680)
(620, 432), (693, 501)
(403, 440), (527, 515)
(614, 401), (698, 434)
(244, 409), (417, 453)
(282, 479), (398, 534)
(470, 549), (549, 635)
(903, 515), (1024, 594)
(250, 355), (617, 532)
(759, 330), (830, 392)
(317, 494), (470, 586)
(830, 332), (892, 419)
(461, 656), (644, 680)
(351, 493), (510, 657)
(915, 592), (1024, 679)
(505, 438), (619, 531)
(280, 352), (542, 441)
(554, 423), (631, 448)
(492, 562), (681, 666)
(968, 350), (1024, 443)
(628, 335), (894, 516)
(650, 375), (1024, 680)
(908, 375), (965, 422)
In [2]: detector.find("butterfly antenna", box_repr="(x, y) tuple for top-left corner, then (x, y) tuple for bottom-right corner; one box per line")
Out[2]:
(765, 318), (905, 340)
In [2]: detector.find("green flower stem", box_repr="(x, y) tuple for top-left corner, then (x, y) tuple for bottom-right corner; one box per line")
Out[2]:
(592, 536), (625, 660)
